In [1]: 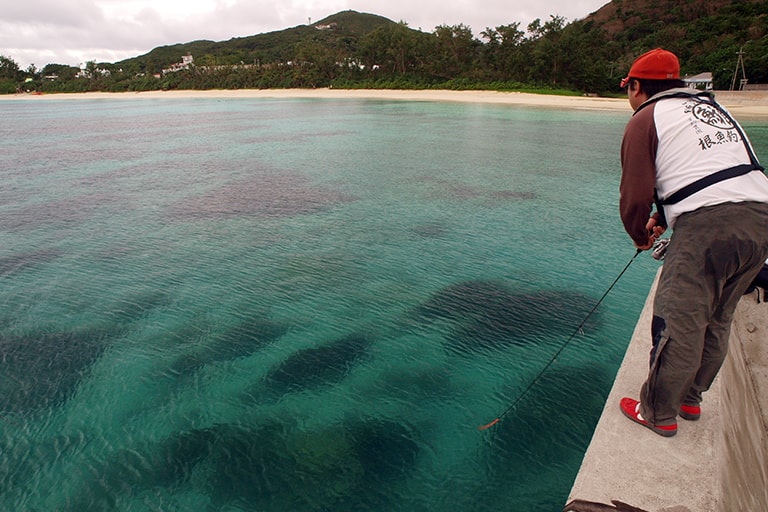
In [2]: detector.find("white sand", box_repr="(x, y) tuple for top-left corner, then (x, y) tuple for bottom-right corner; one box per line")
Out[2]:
(3, 88), (768, 119)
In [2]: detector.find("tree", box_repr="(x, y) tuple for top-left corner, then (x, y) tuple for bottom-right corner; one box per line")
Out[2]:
(486, 23), (527, 81)
(25, 64), (39, 78)
(498, 23), (526, 47)
(430, 24), (479, 80)
(83, 60), (99, 79)
(0, 55), (20, 80)
(527, 18), (545, 41)
(525, 15), (567, 85)
(293, 39), (339, 87)
(555, 20), (613, 92)
(358, 22), (428, 77)
(480, 27), (500, 46)
(0, 55), (22, 93)
(41, 63), (74, 78)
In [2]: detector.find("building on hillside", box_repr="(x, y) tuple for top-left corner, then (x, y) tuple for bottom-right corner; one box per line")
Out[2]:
(163, 54), (194, 74)
(75, 67), (111, 79)
(684, 72), (713, 90)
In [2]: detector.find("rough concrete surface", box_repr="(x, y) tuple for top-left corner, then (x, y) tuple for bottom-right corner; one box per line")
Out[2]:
(566, 270), (768, 512)
(719, 295), (768, 511)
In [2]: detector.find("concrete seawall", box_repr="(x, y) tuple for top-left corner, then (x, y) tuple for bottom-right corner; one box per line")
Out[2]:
(566, 270), (768, 512)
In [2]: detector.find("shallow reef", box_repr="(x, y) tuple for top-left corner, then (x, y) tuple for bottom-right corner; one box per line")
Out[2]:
(262, 333), (374, 396)
(415, 279), (601, 354)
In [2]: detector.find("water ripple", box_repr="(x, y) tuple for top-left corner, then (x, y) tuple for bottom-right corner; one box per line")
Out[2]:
(0, 97), (680, 511)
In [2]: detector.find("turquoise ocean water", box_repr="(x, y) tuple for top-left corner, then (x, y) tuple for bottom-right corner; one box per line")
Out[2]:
(1, 96), (765, 511)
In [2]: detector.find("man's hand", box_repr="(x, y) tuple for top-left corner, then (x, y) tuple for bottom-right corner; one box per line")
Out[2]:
(635, 217), (666, 251)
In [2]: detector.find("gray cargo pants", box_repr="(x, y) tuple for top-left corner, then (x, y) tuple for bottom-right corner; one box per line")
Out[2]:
(640, 201), (768, 426)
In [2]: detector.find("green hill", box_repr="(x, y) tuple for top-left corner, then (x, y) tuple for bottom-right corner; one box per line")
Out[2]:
(6, 1), (768, 94)
(115, 11), (399, 73)
(110, 1), (766, 91)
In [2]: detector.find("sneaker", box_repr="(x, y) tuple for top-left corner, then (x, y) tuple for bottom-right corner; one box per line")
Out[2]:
(619, 397), (677, 437)
(679, 403), (701, 421)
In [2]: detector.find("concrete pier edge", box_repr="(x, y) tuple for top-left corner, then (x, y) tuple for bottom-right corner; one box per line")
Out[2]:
(566, 269), (768, 512)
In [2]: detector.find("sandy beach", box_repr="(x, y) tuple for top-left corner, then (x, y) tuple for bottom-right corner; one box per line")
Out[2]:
(3, 88), (768, 119)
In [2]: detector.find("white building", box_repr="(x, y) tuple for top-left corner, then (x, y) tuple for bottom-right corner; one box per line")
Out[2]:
(684, 72), (713, 90)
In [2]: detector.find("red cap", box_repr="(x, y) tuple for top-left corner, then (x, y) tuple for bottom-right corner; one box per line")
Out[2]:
(620, 48), (680, 88)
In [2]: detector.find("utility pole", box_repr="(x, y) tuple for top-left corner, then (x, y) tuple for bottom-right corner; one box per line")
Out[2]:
(730, 46), (747, 91)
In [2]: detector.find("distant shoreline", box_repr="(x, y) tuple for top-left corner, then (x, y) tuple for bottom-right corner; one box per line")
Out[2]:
(3, 88), (768, 119)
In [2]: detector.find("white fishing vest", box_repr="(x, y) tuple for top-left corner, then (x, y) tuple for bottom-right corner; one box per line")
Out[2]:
(645, 90), (768, 228)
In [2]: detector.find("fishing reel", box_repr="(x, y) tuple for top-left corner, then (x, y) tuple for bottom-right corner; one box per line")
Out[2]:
(652, 238), (670, 261)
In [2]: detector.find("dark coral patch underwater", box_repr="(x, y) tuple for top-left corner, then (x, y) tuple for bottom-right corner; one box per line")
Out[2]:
(0, 326), (114, 415)
(415, 280), (601, 354)
(167, 169), (355, 220)
(169, 317), (289, 377)
(258, 333), (374, 399)
(61, 417), (420, 512)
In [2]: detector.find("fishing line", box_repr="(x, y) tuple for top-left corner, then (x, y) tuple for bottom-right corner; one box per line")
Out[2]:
(478, 248), (643, 431)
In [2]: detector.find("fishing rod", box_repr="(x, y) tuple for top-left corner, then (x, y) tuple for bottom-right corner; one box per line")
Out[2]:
(478, 246), (649, 431)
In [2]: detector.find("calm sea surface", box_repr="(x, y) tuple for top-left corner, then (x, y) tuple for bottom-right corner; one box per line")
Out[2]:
(1, 96), (766, 511)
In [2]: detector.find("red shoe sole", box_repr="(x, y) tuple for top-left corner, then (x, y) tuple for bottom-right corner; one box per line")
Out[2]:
(680, 404), (701, 421)
(620, 397), (677, 437)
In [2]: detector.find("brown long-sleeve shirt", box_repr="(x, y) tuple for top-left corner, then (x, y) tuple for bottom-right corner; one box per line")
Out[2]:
(620, 104), (659, 247)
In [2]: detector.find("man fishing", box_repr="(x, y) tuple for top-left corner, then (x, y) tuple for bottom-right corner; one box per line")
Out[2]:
(618, 48), (768, 437)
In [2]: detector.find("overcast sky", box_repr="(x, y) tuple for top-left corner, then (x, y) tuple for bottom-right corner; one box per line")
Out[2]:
(3, 0), (610, 70)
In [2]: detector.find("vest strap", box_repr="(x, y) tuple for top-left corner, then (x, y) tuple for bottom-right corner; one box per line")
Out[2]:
(659, 164), (764, 206)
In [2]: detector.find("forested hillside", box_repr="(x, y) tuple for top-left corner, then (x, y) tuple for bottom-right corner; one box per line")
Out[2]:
(1, 0), (766, 95)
